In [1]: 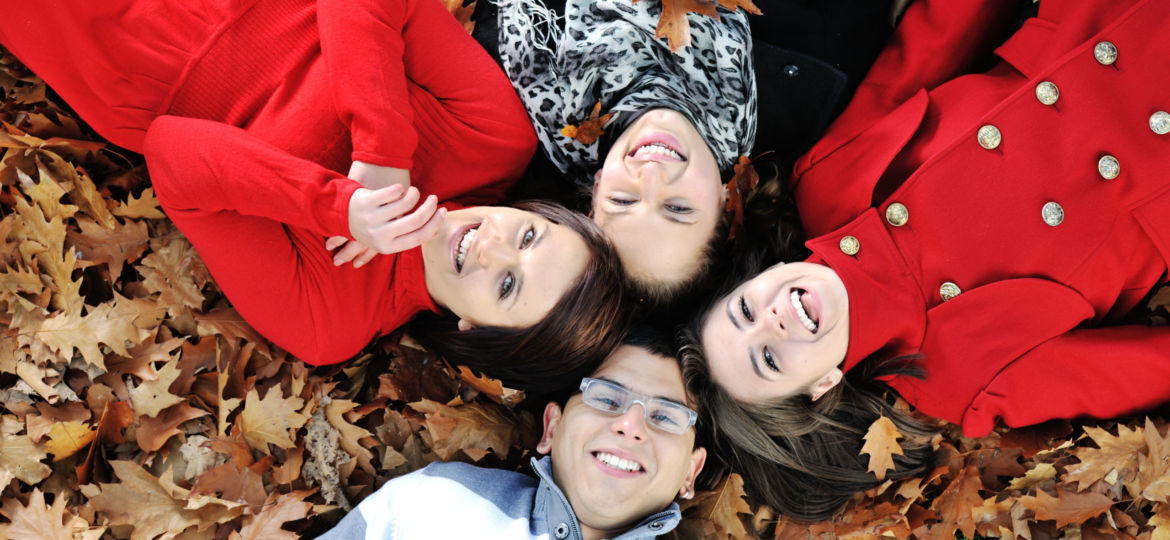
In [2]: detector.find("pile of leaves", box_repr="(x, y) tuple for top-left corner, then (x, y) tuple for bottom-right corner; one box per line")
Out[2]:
(4, 1), (1170, 537)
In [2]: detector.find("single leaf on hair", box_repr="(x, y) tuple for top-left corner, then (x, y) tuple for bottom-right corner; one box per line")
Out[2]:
(238, 386), (309, 453)
(0, 489), (105, 540)
(861, 415), (905, 481)
(678, 472), (752, 539)
(454, 365), (524, 406)
(560, 102), (614, 145)
(1019, 487), (1114, 528)
(716, 0), (760, 15)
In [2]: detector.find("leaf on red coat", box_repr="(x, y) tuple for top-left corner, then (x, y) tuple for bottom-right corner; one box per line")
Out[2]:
(561, 102), (614, 145)
(1018, 487), (1114, 528)
(861, 415), (905, 481)
(439, 0), (477, 34)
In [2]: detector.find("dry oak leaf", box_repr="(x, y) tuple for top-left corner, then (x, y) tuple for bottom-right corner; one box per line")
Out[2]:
(138, 234), (206, 316)
(68, 216), (149, 278)
(129, 360), (186, 418)
(1150, 503), (1170, 540)
(410, 398), (518, 461)
(1018, 487), (1114, 528)
(929, 465), (984, 540)
(440, 0), (477, 34)
(678, 472), (752, 539)
(861, 415), (905, 481)
(561, 102), (614, 145)
(239, 386), (310, 453)
(0, 433), (52, 485)
(230, 491), (315, 540)
(325, 398), (376, 475)
(43, 420), (97, 462)
(1139, 417), (1170, 503)
(11, 193), (82, 309)
(136, 402), (211, 453)
(1065, 423), (1146, 491)
(114, 187), (167, 219)
(191, 460), (268, 512)
(86, 460), (244, 540)
(1007, 462), (1058, 491)
(0, 260), (44, 300)
(34, 299), (149, 370)
(0, 488), (106, 540)
(16, 165), (77, 223)
(643, 0), (761, 52)
(454, 364), (524, 407)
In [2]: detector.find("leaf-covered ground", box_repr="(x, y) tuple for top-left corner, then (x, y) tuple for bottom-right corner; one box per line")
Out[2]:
(4, 7), (1170, 538)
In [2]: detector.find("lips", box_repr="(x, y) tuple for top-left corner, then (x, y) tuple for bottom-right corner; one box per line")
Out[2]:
(628, 132), (687, 163)
(591, 449), (646, 478)
(449, 223), (479, 273)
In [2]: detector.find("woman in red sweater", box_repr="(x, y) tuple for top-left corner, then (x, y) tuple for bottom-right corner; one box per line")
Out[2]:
(0, 0), (627, 392)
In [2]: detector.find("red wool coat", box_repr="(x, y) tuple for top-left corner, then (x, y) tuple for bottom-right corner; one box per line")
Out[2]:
(0, 0), (537, 364)
(792, 0), (1170, 436)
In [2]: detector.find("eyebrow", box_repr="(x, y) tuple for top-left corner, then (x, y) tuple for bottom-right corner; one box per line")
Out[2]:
(596, 376), (689, 408)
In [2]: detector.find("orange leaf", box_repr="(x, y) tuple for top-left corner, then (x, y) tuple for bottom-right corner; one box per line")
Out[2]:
(929, 465), (983, 539)
(43, 421), (97, 462)
(409, 399), (519, 461)
(679, 472), (752, 539)
(561, 102), (615, 145)
(861, 415), (905, 481)
(1019, 487), (1114, 528)
(439, 0), (477, 34)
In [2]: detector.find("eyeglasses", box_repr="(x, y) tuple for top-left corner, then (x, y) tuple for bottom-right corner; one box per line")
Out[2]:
(578, 378), (698, 435)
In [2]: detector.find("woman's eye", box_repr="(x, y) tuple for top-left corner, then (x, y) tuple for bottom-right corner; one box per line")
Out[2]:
(762, 348), (779, 373)
(740, 296), (754, 322)
(520, 227), (536, 249)
(608, 197), (636, 206)
(665, 204), (693, 214)
(499, 272), (515, 299)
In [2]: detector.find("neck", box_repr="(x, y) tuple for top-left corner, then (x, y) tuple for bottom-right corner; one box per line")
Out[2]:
(580, 523), (622, 540)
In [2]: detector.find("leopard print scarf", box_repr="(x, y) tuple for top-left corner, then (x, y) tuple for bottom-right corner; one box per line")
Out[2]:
(494, 0), (757, 184)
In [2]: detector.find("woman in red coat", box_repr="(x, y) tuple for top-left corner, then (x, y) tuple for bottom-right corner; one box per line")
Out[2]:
(0, 0), (628, 393)
(683, 0), (1170, 521)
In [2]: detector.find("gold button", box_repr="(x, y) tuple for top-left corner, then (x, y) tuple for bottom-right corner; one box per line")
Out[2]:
(1042, 202), (1065, 226)
(939, 282), (961, 301)
(1151, 111), (1170, 135)
(977, 125), (1002, 150)
(1034, 81), (1059, 106)
(1094, 41), (1118, 65)
(839, 236), (860, 256)
(885, 203), (909, 227)
(1098, 155), (1120, 180)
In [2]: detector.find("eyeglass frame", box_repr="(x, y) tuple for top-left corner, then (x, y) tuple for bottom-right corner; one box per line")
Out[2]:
(577, 377), (698, 434)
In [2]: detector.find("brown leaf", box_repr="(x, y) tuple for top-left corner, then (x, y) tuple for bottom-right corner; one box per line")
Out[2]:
(1008, 462), (1058, 491)
(113, 187), (166, 219)
(191, 460), (268, 512)
(0, 433), (52, 485)
(230, 490), (314, 540)
(68, 215), (149, 278)
(454, 365), (525, 406)
(138, 233), (206, 316)
(129, 360), (185, 418)
(930, 465), (984, 539)
(87, 460), (244, 540)
(410, 399), (518, 461)
(0, 489), (105, 540)
(1066, 423), (1146, 491)
(861, 415), (905, 481)
(325, 398), (376, 475)
(238, 386), (309, 453)
(1019, 488), (1114, 528)
(998, 419), (1074, 458)
(136, 402), (210, 452)
(653, 0), (719, 52)
(560, 102), (614, 145)
(34, 299), (149, 369)
(679, 472), (752, 539)
(77, 400), (135, 484)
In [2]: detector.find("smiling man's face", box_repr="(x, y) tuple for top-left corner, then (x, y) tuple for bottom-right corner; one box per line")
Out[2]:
(537, 345), (706, 535)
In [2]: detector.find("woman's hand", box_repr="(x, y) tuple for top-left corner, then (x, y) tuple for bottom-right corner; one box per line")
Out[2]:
(329, 161), (415, 266)
(338, 184), (446, 267)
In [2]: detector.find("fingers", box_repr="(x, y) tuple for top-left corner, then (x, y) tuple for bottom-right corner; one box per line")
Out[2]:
(325, 236), (347, 251)
(388, 206), (446, 249)
(332, 241), (369, 266)
(353, 248), (379, 268)
(368, 185), (423, 223)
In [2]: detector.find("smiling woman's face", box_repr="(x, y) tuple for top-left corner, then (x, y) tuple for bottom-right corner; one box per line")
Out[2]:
(591, 108), (725, 286)
(420, 206), (589, 329)
(701, 261), (851, 402)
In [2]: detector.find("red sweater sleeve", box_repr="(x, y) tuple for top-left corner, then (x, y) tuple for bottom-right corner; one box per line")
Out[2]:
(143, 115), (360, 238)
(960, 326), (1170, 437)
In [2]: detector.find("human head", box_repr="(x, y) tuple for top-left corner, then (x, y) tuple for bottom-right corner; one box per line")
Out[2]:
(537, 327), (707, 536)
(680, 326), (937, 522)
(410, 201), (630, 396)
(591, 108), (729, 308)
(700, 260), (850, 403)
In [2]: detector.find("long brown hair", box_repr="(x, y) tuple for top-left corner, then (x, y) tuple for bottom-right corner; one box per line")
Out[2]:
(680, 320), (937, 522)
(408, 201), (630, 398)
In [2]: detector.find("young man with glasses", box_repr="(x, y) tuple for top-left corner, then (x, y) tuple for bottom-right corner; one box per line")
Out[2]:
(319, 328), (707, 539)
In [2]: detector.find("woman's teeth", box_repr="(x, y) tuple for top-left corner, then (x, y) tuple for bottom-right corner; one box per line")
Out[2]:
(632, 143), (683, 161)
(595, 452), (643, 472)
(791, 289), (818, 332)
(455, 227), (478, 272)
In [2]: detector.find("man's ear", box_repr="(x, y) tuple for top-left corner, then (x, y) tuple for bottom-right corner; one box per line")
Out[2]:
(457, 319), (474, 332)
(679, 447), (708, 500)
(809, 368), (844, 402)
(536, 402), (563, 455)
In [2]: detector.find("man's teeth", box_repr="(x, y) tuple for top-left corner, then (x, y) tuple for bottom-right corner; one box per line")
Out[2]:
(790, 289), (818, 332)
(456, 227), (478, 271)
(595, 452), (643, 472)
(633, 143), (682, 160)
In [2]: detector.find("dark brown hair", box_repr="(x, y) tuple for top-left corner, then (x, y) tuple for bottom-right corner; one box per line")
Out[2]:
(679, 320), (938, 522)
(408, 201), (631, 398)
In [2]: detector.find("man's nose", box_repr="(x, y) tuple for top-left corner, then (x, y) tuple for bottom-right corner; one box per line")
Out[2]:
(611, 403), (648, 441)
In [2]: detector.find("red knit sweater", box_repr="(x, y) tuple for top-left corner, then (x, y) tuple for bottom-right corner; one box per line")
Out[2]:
(2, 0), (537, 364)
